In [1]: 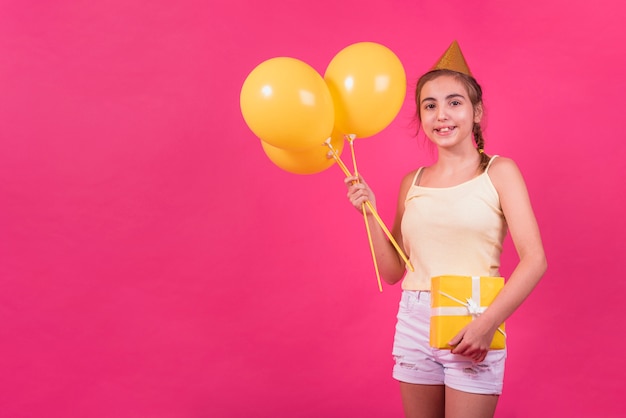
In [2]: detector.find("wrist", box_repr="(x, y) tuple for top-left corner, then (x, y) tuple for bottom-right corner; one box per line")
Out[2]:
(479, 312), (503, 333)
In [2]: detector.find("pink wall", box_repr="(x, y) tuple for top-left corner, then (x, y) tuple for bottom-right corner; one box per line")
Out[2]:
(1, 0), (624, 417)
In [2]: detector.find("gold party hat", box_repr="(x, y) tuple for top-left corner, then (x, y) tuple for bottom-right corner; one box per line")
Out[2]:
(432, 40), (471, 75)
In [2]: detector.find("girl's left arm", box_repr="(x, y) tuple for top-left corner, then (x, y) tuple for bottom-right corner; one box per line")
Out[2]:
(450, 157), (547, 360)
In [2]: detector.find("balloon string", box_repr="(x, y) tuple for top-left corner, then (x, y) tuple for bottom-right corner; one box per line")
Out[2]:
(325, 140), (414, 274)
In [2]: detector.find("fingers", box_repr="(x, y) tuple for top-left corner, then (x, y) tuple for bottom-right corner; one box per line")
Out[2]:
(451, 339), (489, 363)
(448, 333), (463, 348)
(347, 185), (369, 208)
(344, 175), (361, 187)
(449, 325), (491, 362)
(344, 176), (367, 208)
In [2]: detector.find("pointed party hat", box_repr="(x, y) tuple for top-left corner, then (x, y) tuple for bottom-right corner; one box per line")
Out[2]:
(431, 40), (472, 76)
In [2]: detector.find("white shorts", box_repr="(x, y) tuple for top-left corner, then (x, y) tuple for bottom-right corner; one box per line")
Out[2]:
(392, 290), (507, 395)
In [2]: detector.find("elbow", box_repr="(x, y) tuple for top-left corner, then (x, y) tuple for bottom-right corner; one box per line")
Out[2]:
(537, 252), (548, 278)
(520, 249), (548, 280)
(381, 266), (406, 286)
(383, 275), (403, 286)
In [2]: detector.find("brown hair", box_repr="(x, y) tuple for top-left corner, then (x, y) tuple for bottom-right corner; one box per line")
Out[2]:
(415, 69), (490, 172)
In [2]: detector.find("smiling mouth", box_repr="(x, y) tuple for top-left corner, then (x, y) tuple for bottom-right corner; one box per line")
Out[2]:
(435, 127), (456, 133)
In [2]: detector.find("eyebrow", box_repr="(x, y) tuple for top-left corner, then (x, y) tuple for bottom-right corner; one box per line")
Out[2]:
(421, 93), (466, 104)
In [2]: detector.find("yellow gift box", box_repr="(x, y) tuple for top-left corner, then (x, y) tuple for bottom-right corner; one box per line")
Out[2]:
(430, 275), (506, 349)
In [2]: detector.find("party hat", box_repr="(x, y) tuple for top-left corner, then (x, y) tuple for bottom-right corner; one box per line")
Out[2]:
(432, 40), (471, 75)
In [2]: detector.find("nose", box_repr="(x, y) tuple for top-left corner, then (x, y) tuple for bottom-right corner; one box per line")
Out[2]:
(437, 106), (448, 121)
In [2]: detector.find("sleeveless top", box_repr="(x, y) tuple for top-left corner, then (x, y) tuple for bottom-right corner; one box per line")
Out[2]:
(400, 156), (507, 291)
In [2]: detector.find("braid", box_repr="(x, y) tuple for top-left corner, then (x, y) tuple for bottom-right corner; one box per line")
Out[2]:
(473, 122), (490, 172)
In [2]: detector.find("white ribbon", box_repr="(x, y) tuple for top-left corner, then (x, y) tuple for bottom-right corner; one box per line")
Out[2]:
(431, 276), (506, 337)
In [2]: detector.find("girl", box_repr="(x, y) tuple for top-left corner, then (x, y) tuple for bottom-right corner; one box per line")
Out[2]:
(344, 43), (547, 418)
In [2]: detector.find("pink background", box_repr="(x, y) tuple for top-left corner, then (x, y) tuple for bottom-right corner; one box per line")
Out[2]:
(1, 0), (624, 417)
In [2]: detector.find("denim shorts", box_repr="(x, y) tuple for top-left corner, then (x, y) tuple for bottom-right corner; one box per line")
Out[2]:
(392, 290), (506, 395)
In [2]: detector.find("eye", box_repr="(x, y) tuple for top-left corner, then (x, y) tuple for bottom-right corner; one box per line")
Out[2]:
(450, 100), (462, 106)
(424, 103), (436, 110)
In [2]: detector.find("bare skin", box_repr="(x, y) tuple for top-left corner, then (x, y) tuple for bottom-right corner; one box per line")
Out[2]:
(399, 383), (499, 418)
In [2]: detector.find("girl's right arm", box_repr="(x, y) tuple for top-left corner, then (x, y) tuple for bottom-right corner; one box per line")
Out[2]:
(344, 172), (416, 285)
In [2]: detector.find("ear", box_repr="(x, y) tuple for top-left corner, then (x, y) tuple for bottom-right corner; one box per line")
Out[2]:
(473, 103), (483, 123)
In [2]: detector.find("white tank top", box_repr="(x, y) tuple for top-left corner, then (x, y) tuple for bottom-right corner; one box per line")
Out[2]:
(400, 156), (507, 290)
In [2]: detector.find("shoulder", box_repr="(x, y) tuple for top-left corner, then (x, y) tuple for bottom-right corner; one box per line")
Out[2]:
(487, 156), (529, 197)
(401, 168), (419, 185)
(488, 155), (518, 171)
(488, 156), (523, 181)
(396, 168), (421, 207)
(400, 167), (424, 190)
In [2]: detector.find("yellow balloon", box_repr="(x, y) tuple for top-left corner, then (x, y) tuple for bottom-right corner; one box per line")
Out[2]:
(240, 57), (335, 150)
(260, 130), (345, 175)
(324, 42), (406, 138)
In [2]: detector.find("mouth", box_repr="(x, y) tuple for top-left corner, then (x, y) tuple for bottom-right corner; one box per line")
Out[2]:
(435, 126), (456, 134)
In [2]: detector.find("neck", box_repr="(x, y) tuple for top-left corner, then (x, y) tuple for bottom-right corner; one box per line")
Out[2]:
(434, 147), (482, 173)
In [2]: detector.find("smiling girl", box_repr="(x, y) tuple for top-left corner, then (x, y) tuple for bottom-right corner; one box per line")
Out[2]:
(344, 42), (547, 418)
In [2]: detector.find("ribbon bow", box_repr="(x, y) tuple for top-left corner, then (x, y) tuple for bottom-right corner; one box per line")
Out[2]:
(438, 291), (487, 317)
(436, 281), (506, 338)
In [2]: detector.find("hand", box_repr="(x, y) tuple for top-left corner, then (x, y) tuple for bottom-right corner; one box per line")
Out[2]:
(448, 319), (497, 363)
(344, 175), (376, 213)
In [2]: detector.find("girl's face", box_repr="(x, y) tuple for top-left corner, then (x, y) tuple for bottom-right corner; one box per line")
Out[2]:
(419, 75), (482, 151)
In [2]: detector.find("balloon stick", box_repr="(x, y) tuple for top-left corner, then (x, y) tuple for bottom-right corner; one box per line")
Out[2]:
(347, 134), (359, 177)
(324, 139), (414, 274)
(346, 134), (382, 292)
(362, 202), (383, 292)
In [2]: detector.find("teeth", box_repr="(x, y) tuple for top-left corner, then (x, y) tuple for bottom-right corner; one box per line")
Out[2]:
(438, 127), (451, 132)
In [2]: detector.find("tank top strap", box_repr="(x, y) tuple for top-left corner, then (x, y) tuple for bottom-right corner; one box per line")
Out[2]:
(412, 167), (425, 186)
(485, 155), (499, 173)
